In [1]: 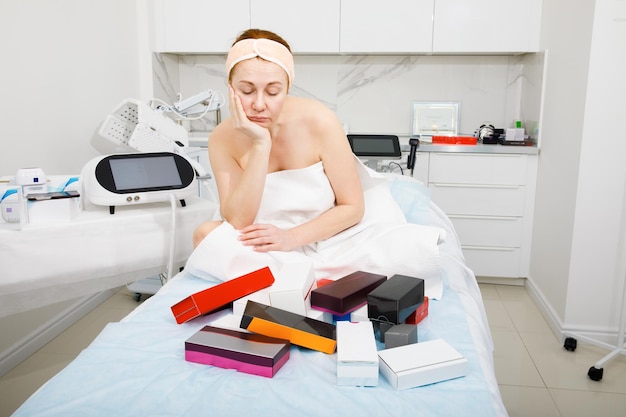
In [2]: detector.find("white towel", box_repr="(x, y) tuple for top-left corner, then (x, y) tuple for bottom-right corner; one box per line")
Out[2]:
(184, 158), (444, 299)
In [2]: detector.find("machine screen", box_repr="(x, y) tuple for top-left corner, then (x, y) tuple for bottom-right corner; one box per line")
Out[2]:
(347, 135), (401, 158)
(110, 156), (182, 191)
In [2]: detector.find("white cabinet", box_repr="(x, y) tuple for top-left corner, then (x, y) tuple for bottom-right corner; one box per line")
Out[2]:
(153, 0), (250, 53)
(340, 0), (434, 53)
(251, 0), (340, 53)
(432, 0), (542, 53)
(152, 0), (541, 54)
(426, 151), (537, 278)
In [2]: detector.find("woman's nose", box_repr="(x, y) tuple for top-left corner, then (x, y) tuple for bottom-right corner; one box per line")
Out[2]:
(251, 93), (265, 111)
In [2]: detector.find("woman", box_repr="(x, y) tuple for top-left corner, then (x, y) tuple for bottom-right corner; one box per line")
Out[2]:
(186, 29), (444, 299)
(192, 28), (364, 252)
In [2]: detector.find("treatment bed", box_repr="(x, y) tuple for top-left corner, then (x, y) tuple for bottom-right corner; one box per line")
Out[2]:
(11, 173), (508, 417)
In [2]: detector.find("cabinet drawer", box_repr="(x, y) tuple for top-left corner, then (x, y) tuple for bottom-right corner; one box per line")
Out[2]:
(430, 184), (525, 216)
(429, 153), (528, 185)
(462, 246), (521, 277)
(449, 216), (523, 247)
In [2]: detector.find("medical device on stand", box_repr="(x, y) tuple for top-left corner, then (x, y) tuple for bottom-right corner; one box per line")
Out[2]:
(347, 134), (402, 172)
(90, 89), (224, 300)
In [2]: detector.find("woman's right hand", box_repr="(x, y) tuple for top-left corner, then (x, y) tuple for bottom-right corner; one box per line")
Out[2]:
(228, 86), (271, 144)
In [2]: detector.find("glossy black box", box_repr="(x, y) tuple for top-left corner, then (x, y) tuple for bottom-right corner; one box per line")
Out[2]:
(367, 274), (424, 324)
(310, 271), (386, 315)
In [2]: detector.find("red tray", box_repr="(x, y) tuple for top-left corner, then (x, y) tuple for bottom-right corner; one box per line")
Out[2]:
(432, 136), (477, 145)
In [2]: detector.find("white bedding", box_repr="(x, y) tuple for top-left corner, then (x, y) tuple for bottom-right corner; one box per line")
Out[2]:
(185, 159), (445, 300)
(12, 174), (508, 417)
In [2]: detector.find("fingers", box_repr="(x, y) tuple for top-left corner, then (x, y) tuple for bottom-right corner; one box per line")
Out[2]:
(228, 86), (246, 127)
(238, 224), (278, 251)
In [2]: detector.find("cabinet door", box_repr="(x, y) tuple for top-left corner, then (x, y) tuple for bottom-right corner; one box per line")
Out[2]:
(154, 0), (250, 53)
(433, 0), (542, 53)
(251, 0), (340, 53)
(340, 0), (434, 53)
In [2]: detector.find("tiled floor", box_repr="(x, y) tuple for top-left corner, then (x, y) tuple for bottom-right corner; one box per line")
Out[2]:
(1, 284), (626, 416)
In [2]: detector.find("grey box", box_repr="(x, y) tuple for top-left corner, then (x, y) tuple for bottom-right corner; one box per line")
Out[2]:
(384, 324), (418, 349)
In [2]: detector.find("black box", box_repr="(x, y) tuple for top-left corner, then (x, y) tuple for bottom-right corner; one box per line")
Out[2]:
(367, 274), (424, 324)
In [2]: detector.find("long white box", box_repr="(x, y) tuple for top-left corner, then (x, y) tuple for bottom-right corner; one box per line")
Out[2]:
(336, 321), (378, 386)
(269, 261), (315, 316)
(378, 338), (467, 390)
(233, 288), (270, 316)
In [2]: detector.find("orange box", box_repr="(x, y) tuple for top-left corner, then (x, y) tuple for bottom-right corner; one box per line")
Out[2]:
(241, 300), (337, 354)
(431, 136), (477, 145)
(405, 297), (429, 325)
(171, 267), (275, 324)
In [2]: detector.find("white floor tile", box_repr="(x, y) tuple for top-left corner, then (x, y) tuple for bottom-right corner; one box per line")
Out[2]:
(483, 298), (517, 332)
(498, 385), (561, 417)
(492, 329), (545, 387)
(0, 352), (73, 417)
(522, 331), (626, 394)
(549, 388), (626, 417)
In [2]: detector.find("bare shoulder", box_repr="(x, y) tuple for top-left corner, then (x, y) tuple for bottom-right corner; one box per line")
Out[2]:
(282, 96), (342, 140)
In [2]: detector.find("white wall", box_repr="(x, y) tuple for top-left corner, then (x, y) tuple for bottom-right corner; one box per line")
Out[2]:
(530, 0), (626, 342)
(529, 0), (594, 328)
(0, 0), (146, 376)
(0, 0), (144, 175)
(566, 0), (626, 334)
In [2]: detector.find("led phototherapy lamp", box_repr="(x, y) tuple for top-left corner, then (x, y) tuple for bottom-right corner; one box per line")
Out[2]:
(86, 90), (223, 295)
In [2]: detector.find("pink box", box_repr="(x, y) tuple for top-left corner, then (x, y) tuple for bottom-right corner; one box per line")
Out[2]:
(185, 325), (290, 378)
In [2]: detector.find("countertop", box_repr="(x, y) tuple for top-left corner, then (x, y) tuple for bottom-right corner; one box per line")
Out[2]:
(401, 142), (538, 155)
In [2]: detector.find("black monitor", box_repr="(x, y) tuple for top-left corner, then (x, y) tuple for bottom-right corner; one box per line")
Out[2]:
(347, 134), (401, 171)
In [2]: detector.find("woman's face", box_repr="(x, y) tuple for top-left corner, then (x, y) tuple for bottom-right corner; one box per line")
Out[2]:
(229, 58), (289, 128)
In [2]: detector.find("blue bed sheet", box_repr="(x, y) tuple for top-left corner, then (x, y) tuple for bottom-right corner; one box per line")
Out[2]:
(12, 174), (507, 417)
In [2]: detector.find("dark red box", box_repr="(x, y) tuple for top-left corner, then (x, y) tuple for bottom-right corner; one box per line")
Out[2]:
(171, 266), (275, 324)
(310, 271), (386, 316)
(185, 325), (290, 378)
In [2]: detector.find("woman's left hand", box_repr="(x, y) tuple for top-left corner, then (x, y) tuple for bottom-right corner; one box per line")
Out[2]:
(238, 223), (294, 252)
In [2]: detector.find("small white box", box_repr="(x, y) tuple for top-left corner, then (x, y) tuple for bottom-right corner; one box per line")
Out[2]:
(269, 261), (315, 316)
(307, 308), (333, 324)
(349, 304), (370, 322)
(378, 338), (467, 390)
(505, 128), (525, 141)
(207, 311), (250, 333)
(26, 197), (80, 223)
(336, 321), (378, 386)
(232, 289), (270, 316)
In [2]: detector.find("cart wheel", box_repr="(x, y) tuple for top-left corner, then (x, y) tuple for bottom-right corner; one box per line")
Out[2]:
(588, 366), (603, 381)
(564, 337), (577, 351)
(133, 293), (142, 302)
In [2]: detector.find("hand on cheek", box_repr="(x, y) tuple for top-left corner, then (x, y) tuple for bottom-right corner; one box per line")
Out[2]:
(229, 85), (271, 142)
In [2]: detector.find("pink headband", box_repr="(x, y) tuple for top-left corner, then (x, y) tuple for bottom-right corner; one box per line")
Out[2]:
(225, 38), (295, 86)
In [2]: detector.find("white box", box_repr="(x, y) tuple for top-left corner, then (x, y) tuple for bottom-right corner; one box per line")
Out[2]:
(307, 308), (333, 324)
(26, 197), (80, 223)
(505, 128), (525, 141)
(378, 338), (467, 390)
(349, 304), (369, 322)
(336, 321), (378, 386)
(232, 289), (270, 316)
(269, 261), (315, 316)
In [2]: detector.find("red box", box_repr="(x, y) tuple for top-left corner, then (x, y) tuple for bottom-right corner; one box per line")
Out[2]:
(431, 136), (477, 145)
(405, 297), (429, 325)
(171, 266), (275, 324)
